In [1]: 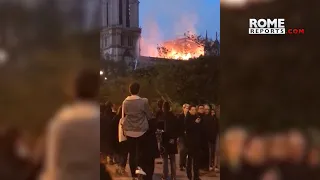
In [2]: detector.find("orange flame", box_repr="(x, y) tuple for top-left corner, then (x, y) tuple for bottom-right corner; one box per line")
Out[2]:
(159, 37), (204, 60)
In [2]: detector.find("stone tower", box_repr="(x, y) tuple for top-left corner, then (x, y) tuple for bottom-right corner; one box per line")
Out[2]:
(100, 0), (141, 62)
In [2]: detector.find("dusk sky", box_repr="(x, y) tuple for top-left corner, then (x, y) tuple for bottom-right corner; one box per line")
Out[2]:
(139, 0), (220, 41)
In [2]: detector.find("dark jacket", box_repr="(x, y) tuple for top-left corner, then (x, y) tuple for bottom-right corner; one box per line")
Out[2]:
(144, 118), (160, 159)
(202, 114), (219, 143)
(177, 113), (186, 137)
(185, 113), (203, 153)
(111, 114), (122, 153)
(157, 111), (179, 154)
(100, 111), (116, 154)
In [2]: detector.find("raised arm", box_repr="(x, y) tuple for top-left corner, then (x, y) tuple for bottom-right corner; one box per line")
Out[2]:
(143, 98), (153, 120)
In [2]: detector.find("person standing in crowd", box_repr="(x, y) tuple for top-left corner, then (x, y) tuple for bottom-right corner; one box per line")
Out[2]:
(157, 101), (179, 180)
(185, 105), (203, 180)
(203, 104), (219, 174)
(197, 104), (210, 172)
(122, 82), (153, 177)
(281, 130), (309, 180)
(240, 134), (268, 180)
(177, 103), (189, 171)
(101, 101), (116, 165)
(220, 127), (248, 180)
(156, 99), (164, 119)
(140, 117), (160, 180)
(40, 69), (101, 180)
(0, 128), (32, 180)
(197, 105), (205, 117)
(265, 133), (289, 180)
(112, 106), (128, 175)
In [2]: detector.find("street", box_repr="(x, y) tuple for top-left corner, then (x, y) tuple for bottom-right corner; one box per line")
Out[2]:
(107, 155), (219, 180)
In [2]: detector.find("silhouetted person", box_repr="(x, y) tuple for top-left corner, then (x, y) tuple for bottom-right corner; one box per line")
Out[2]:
(240, 135), (268, 180)
(220, 127), (248, 180)
(177, 103), (189, 171)
(140, 117), (160, 180)
(157, 101), (179, 180)
(112, 106), (128, 175)
(40, 69), (100, 180)
(101, 101), (116, 164)
(203, 104), (218, 174)
(185, 105), (202, 180)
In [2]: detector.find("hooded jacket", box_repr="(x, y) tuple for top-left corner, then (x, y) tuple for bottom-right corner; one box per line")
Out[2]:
(122, 95), (153, 137)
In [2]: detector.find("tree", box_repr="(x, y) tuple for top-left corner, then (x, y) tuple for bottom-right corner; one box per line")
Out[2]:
(100, 55), (220, 107)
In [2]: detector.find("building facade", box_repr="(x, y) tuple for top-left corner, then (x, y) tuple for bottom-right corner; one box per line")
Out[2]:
(100, 0), (141, 62)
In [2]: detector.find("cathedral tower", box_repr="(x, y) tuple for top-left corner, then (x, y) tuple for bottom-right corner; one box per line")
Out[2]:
(100, 0), (141, 62)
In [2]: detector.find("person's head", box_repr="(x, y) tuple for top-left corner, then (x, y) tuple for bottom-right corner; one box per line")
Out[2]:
(74, 69), (100, 100)
(223, 127), (248, 166)
(268, 133), (288, 161)
(287, 129), (307, 163)
(116, 106), (123, 116)
(182, 103), (190, 114)
(157, 99), (164, 109)
(112, 104), (117, 112)
(189, 105), (197, 115)
(197, 105), (204, 114)
(163, 101), (171, 113)
(105, 101), (113, 114)
(204, 104), (211, 115)
(211, 109), (216, 116)
(129, 82), (140, 95)
(243, 135), (267, 165)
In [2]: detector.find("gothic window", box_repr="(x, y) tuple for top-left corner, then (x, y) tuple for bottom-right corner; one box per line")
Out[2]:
(126, 0), (130, 27)
(119, 0), (123, 25)
(106, 2), (109, 26)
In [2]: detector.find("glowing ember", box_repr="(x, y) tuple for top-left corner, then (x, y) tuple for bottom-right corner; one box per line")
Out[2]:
(157, 37), (204, 60)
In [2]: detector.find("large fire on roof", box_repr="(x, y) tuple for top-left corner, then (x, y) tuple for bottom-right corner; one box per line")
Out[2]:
(157, 37), (204, 60)
(156, 32), (206, 60)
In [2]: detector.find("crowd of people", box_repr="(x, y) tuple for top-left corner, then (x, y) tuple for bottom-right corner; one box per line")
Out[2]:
(1, 69), (320, 180)
(221, 127), (320, 180)
(100, 82), (220, 180)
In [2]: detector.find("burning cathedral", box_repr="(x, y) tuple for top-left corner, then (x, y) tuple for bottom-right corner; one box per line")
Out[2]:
(100, 0), (220, 68)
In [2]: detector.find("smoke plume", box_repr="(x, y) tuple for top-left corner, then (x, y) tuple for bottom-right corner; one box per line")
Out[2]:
(139, 0), (200, 57)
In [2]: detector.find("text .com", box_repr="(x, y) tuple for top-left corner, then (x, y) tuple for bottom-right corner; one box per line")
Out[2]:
(287, 28), (304, 35)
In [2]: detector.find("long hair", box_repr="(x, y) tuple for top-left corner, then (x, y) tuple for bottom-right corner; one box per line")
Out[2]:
(162, 101), (170, 114)
(105, 101), (113, 114)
